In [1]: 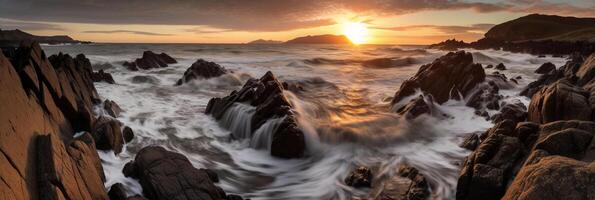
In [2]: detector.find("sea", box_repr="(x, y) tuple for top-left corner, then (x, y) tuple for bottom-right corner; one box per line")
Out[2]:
(42, 43), (568, 200)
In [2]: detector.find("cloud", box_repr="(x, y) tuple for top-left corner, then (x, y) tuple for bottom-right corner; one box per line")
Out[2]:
(375, 24), (495, 35)
(0, 18), (64, 31)
(83, 30), (173, 36)
(0, 0), (592, 32)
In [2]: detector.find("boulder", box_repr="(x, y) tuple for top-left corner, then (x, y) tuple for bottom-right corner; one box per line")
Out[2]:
(92, 116), (124, 154)
(397, 165), (430, 200)
(92, 69), (115, 84)
(491, 102), (527, 124)
(391, 51), (485, 105)
(104, 99), (122, 118)
(495, 63), (507, 70)
(575, 53), (595, 86)
(466, 81), (502, 112)
(528, 79), (591, 124)
(108, 183), (128, 200)
(521, 55), (584, 97)
(534, 62), (555, 74)
(395, 95), (433, 119)
(124, 51), (177, 70)
(205, 71), (305, 158)
(502, 156), (595, 200)
(533, 120), (595, 159)
(123, 126), (135, 143)
(460, 133), (480, 151)
(345, 166), (373, 188)
(122, 146), (230, 200)
(176, 59), (227, 85)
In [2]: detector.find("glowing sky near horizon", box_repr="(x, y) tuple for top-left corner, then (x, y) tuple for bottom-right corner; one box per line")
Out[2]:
(0, 0), (593, 44)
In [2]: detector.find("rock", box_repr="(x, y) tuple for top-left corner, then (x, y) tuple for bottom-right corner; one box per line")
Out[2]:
(37, 134), (109, 200)
(109, 183), (128, 200)
(502, 156), (595, 200)
(0, 42), (107, 199)
(520, 55), (584, 97)
(491, 101), (527, 124)
(485, 64), (493, 69)
(466, 81), (502, 112)
(534, 62), (556, 74)
(123, 126), (135, 143)
(127, 195), (149, 200)
(92, 69), (116, 84)
(123, 146), (228, 200)
(345, 166), (373, 188)
(528, 79), (591, 124)
(176, 59), (227, 85)
(395, 95), (433, 119)
(397, 165), (430, 200)
(575, 53), (595, 86)
(131, 75), (160, 84)
(125, 51), (177, 70)
(92, 116), (124, 154)
(391, 51), (486, 104)
(495, 63), (506, 70)
(460, 133), (480, 150)
(205, 71), (305, 158)
(533, 120), (595, 159)
(104, 99), (122, 117)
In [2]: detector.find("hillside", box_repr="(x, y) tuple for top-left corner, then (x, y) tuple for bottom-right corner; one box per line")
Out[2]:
(247, 39), (282, 44)
(0, 29), (85, 46)
(285, 34), (351, 44)
(485, 14), (595, 42)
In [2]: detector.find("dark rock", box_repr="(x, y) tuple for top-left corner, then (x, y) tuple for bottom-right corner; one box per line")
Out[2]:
(528, 79), (591, 124)
(397, 165), (430, 200)
(125, 51), (177, 70)
(460, 133), (480, 150)
(127, 195), (149, 200)
(495, 63), (506, 70)
(92, 69), (115, 84)
(391, 51), (486, 105)
(205, 71), (305, 158)
(123, 146), (228, 200)
(485, 64), (493, 69)
(123, 126), (135, 143)
(534, 120), (595, 159)
(491, 101), (527, 124)
(131, 75), (160, 84)
(176, 59), (227, 85)
(104, 99), (122, 118)
(92, 116), (124, 154)
(109, 183), (128, 200)
(575, 53), (595, 86)
(345, 166), (373, 188)
(396, 95), (433, 119)
(503, 156), (595, 200)
(466, 81), (502, 112)
(520, 55), (584, 97)
(534, 62), (556, 74)
(226, 194), (244, 200)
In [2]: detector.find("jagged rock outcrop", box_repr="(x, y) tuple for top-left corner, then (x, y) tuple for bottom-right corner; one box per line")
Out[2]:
(395, 95), (434, 119)
(205, 71), (305, 158)
(391, 51), (486, 105)
(104, 99), (122, 118)
(92, 69), (115, 84)
(528, 79), (591, 124)
(374, 165), (430, 200)
(175, 59), (228, 85)
(92, 116), (124, 154)
(122, 146), (240, 200)
(495, 63), (506, 70)
(520, 54), (584, 97)
(0, 42), (108, 199)
(345, 166), (373, 188)
(534, 62), (556, 74)
(123, 51), (176, 70)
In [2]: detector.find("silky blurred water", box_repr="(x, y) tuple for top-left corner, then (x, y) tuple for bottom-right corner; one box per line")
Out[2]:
(44, 43), (568, 200)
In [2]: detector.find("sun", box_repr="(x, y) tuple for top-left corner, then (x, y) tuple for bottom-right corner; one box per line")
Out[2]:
(343, 22), (369, 45)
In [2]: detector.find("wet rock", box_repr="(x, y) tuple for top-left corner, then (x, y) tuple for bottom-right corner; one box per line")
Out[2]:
(466, 81), (502, 112)
(176, 59), (227, 85)
(533, 120), (595, 159)
(502, 156), (595, 200)
(345, 166), (373, 188)
(534, 62), (556, 74)
(124, 51), (177, 70)
(397, 165), (430, 200)
(92, 69), (116, 84)
(123, 126), (135, 143)
(104, 99), (122, 118)
(520, 55), (584, 97)
(122, 146), (228, 200)
(92, 116), (124, 154)
(485, 64), (493, 69)
(109, 183), (128, 200)
(528, 79), (591, 124)
(395, 95), (433, 119)
(282, 81), (305, 93)
(392, 51), (485, 104)
(127, 195), (149, 200)
(460, 133), (480, 150)
(575, 53), (595, 86)
(491, 101), (527, 124)
(205, 71), (305, 158)
(495, 63), (506, 70)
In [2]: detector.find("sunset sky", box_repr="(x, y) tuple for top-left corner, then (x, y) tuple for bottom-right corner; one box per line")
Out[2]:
(1, 0), (594, 44)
